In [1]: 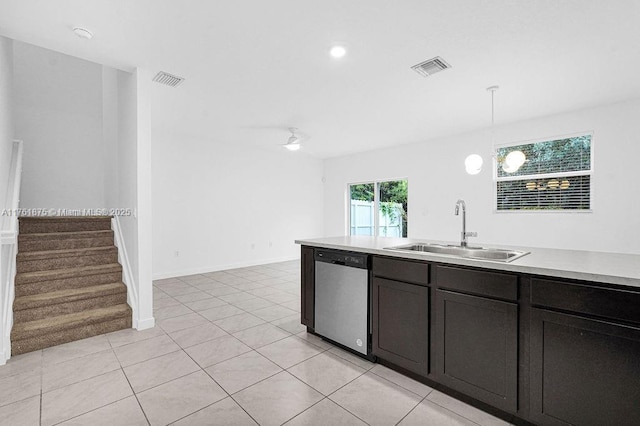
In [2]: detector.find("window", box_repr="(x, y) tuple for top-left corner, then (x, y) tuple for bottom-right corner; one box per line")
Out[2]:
(349, 180), (408, 237)
(495, 133), (592, 211)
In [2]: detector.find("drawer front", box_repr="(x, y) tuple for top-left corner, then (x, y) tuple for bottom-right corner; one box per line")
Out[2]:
(435, 265), (518, 301)
(372, 256), (429, 286)
(531, 278), (640, 324)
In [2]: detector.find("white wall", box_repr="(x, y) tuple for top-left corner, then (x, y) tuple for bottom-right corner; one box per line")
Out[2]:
(152, 135), (324, 278)
(324, 99), (640, 255)
(133, 69), (153, 329)
(13, 42), (105, 209)
(116, 71), (137, 236)
(0, 36), (15, 365)
(102, 66), (119, 209)
(0, 36), (14, 213)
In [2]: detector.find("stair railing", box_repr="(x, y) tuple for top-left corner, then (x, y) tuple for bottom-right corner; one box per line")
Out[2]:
(1, 140), (24, 364)
(112, 215), (138, 327)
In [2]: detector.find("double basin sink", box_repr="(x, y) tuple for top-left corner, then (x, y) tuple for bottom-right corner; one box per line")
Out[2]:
(384, 243), (529, 263)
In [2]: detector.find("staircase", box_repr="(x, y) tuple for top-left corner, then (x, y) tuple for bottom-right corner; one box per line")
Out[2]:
(10, 217), (132, 355)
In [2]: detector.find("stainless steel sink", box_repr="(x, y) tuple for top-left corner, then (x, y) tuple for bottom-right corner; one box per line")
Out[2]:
(384, 243), (530, 263)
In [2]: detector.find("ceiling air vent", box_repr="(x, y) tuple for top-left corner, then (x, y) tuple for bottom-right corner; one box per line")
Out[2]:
(411, 57), (451, 77)
(152, 71), (185, 87)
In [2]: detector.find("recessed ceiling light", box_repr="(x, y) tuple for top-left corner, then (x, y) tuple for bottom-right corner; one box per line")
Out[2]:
(72, 27), (93, 39)
(329, 45), (347, 59)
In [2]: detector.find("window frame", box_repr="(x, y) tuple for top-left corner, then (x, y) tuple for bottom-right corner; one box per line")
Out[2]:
(346, 178), (409, 237)
(492, 131), (594, 213)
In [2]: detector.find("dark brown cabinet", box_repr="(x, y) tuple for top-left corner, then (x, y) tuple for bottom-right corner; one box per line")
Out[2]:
(372, 276), (429, 376)
(530, 282), (640, 426)
(434, 289), (518, 413)
(371, 256), (430, 376)
(300, 245), (315, 328)
(433, 265), (519, 413)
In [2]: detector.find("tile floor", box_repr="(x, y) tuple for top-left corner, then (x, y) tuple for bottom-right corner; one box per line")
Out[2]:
(0, 261), (512, 426)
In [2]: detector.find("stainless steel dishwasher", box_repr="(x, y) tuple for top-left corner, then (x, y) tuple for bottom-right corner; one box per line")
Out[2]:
(314, 249), (370, 356)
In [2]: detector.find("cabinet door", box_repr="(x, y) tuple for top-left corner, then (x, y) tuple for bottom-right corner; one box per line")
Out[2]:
(434, 290), (518, 413)
(530, 309), (640, 426)
(372, 277), (429, 376)
(300, 246), (315, 328)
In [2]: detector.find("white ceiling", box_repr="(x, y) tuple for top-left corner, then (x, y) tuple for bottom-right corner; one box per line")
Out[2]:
(1, 0), (639, 158)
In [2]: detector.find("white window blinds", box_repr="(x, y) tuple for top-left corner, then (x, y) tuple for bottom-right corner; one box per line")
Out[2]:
(495, 134), (592, 211)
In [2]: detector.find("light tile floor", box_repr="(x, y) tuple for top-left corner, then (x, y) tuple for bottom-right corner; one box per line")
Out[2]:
(0, 261), (513, 425)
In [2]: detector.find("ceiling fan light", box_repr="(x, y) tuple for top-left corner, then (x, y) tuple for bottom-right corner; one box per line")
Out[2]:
(283, 127), (301, 151)
(283, 142), (300, 151)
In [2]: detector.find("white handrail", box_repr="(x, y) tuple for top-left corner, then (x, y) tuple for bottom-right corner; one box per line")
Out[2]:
(1, 140), (23, 239)
(1, 140), (24, 364)
(111, 215), (138, 326)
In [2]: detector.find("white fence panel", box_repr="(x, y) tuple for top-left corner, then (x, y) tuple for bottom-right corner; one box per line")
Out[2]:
(350, 200), (403, 237)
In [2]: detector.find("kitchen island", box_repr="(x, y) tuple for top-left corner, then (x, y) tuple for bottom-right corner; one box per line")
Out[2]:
(296, 236), (640, 426)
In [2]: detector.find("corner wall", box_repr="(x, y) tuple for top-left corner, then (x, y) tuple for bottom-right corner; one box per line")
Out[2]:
(114, 69), (154, 329)
(323, 99), (640, 255)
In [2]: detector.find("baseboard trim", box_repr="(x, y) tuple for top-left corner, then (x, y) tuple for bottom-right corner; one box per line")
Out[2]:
(152, 255), (300, 280)
(133, 316), (155, 330)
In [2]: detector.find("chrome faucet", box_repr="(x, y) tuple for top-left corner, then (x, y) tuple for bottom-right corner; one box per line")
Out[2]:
(454, 199), (477, 247)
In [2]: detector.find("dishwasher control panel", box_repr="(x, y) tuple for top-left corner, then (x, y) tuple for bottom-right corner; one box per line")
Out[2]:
(315, 249), (369, 269)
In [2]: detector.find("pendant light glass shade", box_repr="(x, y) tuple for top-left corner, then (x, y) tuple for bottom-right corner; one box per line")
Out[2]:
(501, 150), (526, 173)
(465, 154), (483, 175)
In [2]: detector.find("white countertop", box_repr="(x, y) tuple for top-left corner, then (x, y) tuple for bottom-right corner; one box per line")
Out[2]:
(295, 236), (640, 289)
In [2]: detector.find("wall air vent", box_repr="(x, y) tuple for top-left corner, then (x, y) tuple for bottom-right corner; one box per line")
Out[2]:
(411, 57), (451, 77)
(152, 71), (185, 87)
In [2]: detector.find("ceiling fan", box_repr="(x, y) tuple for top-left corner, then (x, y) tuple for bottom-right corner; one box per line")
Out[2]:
(283, 127), (302, 151)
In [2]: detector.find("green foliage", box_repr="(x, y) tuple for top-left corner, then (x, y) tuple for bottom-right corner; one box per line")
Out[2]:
(496, 134), (591, 178)
(350, 184), (374, 202)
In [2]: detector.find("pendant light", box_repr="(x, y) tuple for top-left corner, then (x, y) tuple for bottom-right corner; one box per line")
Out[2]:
(464, 85), (499, 175)
(464, 154), (483, 175)
(488, 86), (526, 173)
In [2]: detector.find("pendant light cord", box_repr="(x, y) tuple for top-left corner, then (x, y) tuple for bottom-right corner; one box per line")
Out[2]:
(491, 89), (495, 127)
(486, 85), (499, 147)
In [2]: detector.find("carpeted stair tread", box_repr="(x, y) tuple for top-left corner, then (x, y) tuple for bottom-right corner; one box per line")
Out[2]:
(17, 246), (117, 261)
(18, 229), (114, 241)
(11, 313), (131, 355)
(16, 263), (122, 285)
(18, 230), (115, 252)
(13, 283), (127, 311)
(11, 304), (131, 340)
(17, 246), (118, 273)
(19, 217), (112, 234)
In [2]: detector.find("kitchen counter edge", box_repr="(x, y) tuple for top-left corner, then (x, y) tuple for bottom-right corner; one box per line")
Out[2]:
(295, 236), (640, 289)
